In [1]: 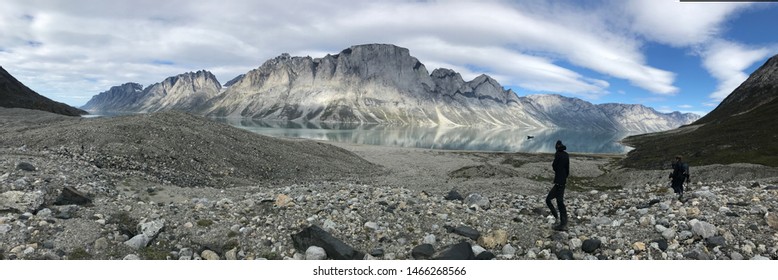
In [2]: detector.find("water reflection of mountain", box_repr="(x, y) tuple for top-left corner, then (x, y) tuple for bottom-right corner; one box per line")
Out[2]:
(213, 118), (633, 154)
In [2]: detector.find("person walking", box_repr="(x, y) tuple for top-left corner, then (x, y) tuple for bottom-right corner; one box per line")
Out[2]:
(546, 140), (569, 231)
(669, 155), (690, 201)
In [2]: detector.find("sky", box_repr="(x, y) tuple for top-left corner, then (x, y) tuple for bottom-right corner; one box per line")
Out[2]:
(1, 0), (777, 117)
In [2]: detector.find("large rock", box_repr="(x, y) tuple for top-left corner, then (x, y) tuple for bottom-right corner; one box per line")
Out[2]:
(433, 241), (475, 260)
(447, 225), (481, 241)
(477, 229), (507, 249)
(54, 186), (92, 206)
(690, 219), (718, 239)
(411, 244), (435, 260)
(581, 239), (601, 253)
(464, 193), (490, 210)
(291, 225), (362, 260)
(124, 219), (165, 249)
(0, 191), (45, 213)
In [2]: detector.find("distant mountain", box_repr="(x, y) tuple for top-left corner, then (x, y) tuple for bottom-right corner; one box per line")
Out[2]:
(0, 66), (86, 116)
(82, 70), (221, 113)
(523, 95), (699, 133)
(623, 54), (778, 168)
(82, 44), (698, 133)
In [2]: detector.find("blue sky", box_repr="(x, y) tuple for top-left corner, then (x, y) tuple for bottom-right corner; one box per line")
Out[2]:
(1, 0), (777, 117)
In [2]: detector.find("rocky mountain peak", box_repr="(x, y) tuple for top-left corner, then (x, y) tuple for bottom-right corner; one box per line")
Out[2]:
(697, 53), (778, 124)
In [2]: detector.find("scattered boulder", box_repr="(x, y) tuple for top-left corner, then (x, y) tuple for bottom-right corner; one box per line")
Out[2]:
(274, 194), (294, 207)
(433, 241), (475, 260)
(476, 250), (496, 260)
(411, 244), (435, 260)
(464, 193), (490, 210)
(705, 236), (726, 248)
(555, 249), (574, 260)
(444, 190), (464, 201)
(766, 212), (778, 230)
(16, 162), (36, 172)
(448, 225), (480, 241)
(54, 186), (92, 206)
(690, 219), (718, 239)
(477, 229), (507, 249)
(291, 225), (362, 260)
(305, 246), (327, 260)
(651, 239), (668, 252)
(581, 239), (601, 253)
(0, 191), (45, 213)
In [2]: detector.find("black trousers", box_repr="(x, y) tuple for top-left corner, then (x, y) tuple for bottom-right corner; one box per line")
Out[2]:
(546, 184), (567, 225)
(671, 180), (684, 194)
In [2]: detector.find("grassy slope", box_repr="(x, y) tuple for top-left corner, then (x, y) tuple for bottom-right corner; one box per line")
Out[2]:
(621, 97), (778, 169)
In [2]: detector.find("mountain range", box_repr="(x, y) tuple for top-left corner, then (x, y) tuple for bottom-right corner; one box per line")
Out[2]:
(623, 53), (778, 168)
(82, 44), (698, 133)
(0, 66), (86, 116)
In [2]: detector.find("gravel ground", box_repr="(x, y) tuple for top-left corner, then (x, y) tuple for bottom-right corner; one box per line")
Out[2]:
(2, 107), (778, 260)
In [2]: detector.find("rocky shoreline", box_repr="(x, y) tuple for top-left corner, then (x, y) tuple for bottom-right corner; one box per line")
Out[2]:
(2, 108), (778, 260)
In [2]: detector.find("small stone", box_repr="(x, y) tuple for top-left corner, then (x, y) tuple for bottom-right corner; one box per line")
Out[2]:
(201, 250), (220, 260)
(706, 236), (726, 248)
(17, 162), (36, 172)
(582, 239), (601, 253)
(422, 234), (436, 245)
(274, 194), (294, 208)
(475, 251), (496, 260)
(555, 249), (574, 260)
(179, 248), (193, 260)
(183, 222), (193, 228)
(124, 254), (140, 260)
(306, 246), (327, 260)
(226, 248), (238, 260)
(632, 242), (646, 252)
(464, 193), (490, 210)
(444, 190), (464, 201)
(411, 244), (435, 260)
(452, 226), (480, 240)
(502, 244), (516, 256)
(364, 221), (379, 231)
(94, 237), (109, 250)
(765, 212), (778, 230)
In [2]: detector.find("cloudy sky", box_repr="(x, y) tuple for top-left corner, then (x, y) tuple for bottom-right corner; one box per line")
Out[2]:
(1, 0), (777, 116)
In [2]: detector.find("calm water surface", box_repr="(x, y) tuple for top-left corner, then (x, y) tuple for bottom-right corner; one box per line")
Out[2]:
(211, 118), (635, 154)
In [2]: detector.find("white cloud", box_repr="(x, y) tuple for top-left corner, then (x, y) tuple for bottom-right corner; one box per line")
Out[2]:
(678, 105), (693, 109)
(624, 0), (750, 47)
(0, 0), (761, 107)
(702, 40), (772, 101)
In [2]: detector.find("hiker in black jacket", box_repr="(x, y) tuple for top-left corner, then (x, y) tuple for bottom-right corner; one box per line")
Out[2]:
(546, 140), (569, 231)
(669, 155), (690, 201)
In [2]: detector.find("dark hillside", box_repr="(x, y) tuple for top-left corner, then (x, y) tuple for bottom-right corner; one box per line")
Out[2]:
(0, 66), (86, 116)
(622, 54), (778, 169)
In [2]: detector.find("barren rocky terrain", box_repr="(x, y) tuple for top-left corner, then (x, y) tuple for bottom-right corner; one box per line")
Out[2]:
(2, 108), (778, 260)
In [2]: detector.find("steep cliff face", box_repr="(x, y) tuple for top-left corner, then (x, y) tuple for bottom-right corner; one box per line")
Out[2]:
(81, 83), (144, 112)
(0, 66), (86, 116)
(203, 44), (548, 127)
(82, 70), (221, 113)
(137, 70), (222, 112)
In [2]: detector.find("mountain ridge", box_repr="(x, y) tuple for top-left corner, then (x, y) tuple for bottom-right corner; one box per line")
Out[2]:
(82, 44), (699, 133)
(0, 66), (87, 116)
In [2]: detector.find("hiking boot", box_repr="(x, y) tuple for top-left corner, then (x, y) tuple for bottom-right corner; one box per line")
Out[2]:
(552, 223), (568, 231)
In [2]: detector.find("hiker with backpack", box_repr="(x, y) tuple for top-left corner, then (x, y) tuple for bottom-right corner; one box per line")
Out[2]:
(669, 155), (690, 201)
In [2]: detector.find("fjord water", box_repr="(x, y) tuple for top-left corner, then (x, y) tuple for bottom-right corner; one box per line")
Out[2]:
(213, 118), (635, 154)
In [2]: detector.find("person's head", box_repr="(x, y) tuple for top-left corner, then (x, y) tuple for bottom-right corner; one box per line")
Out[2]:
(555, 140), (565, 151)
(675, 155), (683, 162)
